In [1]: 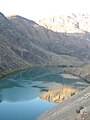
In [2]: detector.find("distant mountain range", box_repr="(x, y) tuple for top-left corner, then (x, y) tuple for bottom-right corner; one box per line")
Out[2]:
(0, 12), (90, 77)
(39, 14), (90, 33)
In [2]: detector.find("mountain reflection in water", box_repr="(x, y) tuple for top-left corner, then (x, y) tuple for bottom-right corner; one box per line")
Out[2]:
(0, 67), (89, 120)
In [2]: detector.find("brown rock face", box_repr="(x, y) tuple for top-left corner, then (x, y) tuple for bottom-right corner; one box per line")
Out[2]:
(40, 86), (78, 103)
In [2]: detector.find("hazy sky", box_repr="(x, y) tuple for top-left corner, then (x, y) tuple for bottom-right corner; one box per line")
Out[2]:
(0, 0), (89, 21)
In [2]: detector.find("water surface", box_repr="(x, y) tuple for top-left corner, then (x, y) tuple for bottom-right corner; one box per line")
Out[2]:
(0, 67), (89, 120)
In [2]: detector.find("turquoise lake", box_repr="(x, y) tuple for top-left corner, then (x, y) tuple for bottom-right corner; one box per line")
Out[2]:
(0, 67), (89, 120)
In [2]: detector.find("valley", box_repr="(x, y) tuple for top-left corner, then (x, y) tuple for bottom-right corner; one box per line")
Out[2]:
(1, 13), (90, 78)
(0, 12), (90, 120)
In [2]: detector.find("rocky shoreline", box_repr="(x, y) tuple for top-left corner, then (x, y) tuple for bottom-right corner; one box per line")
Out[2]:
(64, 64), (90, 83)
(38, 64), (90, 120)
(38, 85), (90, 120)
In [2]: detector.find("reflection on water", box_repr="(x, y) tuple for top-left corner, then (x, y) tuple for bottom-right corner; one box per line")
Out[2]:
(0, 67), (89, 120)
(0, 97), (55, 120)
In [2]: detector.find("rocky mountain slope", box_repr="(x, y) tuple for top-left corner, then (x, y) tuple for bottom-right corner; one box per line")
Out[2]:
(0, 13), (31, 77)
(8, 15), (90, 62)
(1, 13), (90, 77)
(64, 64), (90, 83)
(38, 85), (90, 120)
(39, 14), (90, 33)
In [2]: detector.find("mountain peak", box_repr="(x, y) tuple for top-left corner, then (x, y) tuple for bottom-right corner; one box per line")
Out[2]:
(0, 12), (4, 17)
(0, 12), (10, 27)
(0, 12), (7, 20)
(8, 15), (37, 25)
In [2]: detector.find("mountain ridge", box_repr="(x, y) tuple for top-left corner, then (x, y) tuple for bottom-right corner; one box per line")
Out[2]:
(0, 13), (90, 77)
(39, 14), (90, 33)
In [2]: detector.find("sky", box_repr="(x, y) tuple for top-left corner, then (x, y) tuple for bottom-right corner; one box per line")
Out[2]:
(0, 0), (90, 21)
